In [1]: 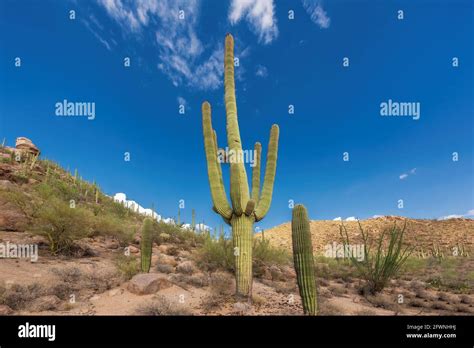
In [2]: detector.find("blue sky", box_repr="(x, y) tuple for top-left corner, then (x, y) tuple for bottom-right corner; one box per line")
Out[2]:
(0, 0), (473, 232)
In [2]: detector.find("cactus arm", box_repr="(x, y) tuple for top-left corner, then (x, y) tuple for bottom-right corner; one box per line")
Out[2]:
(251, 142), (261, 202)
(224, 34), (250, 213)
(255, 124), (279, 221)
(202, 101), (233, 219)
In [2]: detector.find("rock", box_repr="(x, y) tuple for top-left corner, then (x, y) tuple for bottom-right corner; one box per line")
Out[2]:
(30, 295), (61, 311)
(159, 254), (178, 267)
(105, 239), (119, 249)
(0, 179), (14, 189)
(176, 261), (196, 275)
(15, 137), (40, 156)
(128, 245), (139, 254)
(233, 302), (252, 315)
(0, 304), (13, 315)
(127, 274), (173, 295)
(269, 265), (284, 281)
(108, 288), (124, 297)
(90, 295), (100, 301)
(0, 200), (28, 231)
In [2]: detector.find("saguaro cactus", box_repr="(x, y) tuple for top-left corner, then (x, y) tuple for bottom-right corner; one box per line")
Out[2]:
(202, 34), (279, 298)
(291, 204), (317, 315)
(141, 218), (153, 273)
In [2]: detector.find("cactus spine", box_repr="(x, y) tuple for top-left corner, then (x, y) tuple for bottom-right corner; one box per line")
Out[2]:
(291, 204), (317, 315)
(202, 34), (279, 298)
(141, 218), (153, 273)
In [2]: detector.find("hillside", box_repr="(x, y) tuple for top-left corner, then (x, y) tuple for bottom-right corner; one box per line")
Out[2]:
(260, 217), (474, 257)
(0, 137), (473, 316)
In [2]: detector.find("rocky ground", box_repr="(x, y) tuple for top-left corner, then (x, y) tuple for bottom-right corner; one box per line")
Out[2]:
(0, 230), (472, 316)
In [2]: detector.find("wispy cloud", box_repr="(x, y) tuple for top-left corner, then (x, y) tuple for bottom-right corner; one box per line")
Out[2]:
(302, 0), (331, 29)
(82, 15), (114, 51)
(255, 64), (268, 77)
(399, 168), (416, 180)
(229, 0), (278, 44)
(96, 0), (224, 90)
(177, 96), (187, 107)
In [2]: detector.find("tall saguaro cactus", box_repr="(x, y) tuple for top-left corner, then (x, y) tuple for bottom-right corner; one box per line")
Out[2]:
(202, 34), (279, 298)
(291, 205), (317, 315)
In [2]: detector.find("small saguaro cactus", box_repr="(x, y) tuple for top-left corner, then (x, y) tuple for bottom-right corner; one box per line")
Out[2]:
(291, 204), (317, 315)
(141, 218), (153, 273)
(202, 33), (279, 298)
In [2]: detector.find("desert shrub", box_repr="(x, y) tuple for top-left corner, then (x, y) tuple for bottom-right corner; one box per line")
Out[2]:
(51, 267), (121, 293)
(253, 238), (290, 267)
(32, 197), (94, 255)
(136, 295), (191, 316)
(195, 236), (234, 272)
(93, 213), (135, 245)
(0, 283), (46, 310)
(156, 263), (175, 274)
(114, 255), (140, 280)
(340, 221), (413, 294)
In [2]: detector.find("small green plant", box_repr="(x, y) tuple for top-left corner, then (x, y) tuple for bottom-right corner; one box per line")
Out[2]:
(340, 221), (413, 294)
(115, 255), (140, 280)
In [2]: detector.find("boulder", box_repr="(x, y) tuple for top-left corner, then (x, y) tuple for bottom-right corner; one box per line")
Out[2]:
(15, 137), (40, 156)
(30, 295), (61, 311)
(127, 273), (173, 295)
(0, 304), (13, 315)
(0, 200), (28, 231)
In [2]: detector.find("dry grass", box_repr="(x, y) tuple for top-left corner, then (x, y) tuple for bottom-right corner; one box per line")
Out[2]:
(136, 295), (191, 316)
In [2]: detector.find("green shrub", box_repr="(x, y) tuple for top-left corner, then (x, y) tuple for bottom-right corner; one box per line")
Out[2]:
(32, 197), (94, 255)
(195, 235), (234, 272)
(253, 238), (290, 266)
(340, 221), (413, 294)
(93, 212), (135, 245)
(115, 255), (140, 280)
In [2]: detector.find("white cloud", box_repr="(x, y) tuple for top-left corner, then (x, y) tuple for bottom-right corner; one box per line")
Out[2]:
(333, 217), (342, 221)
(97, 0), (224, 90)
(372, 215), (383, 219)
(229, 0), (278, 44)
(399, 168), (417, 180)
(82, 15), (114, 51)
(255, 64), (268, 77)
(345, 216), (357, 221)
(437, 214), (463, 220)
(112, 193), (211, 230)
(302, 0), (331, 29)
(177, 96), (187, 107)
(438, 209), (474, 220)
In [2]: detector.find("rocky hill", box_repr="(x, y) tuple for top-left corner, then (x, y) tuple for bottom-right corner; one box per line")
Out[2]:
(259, 217), (474, 257)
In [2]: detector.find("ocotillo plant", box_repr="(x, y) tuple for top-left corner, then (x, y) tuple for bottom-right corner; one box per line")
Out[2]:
(202, 34), (279, 298)
(291, 205), (317, 315)
(141, 218), (153, 273)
